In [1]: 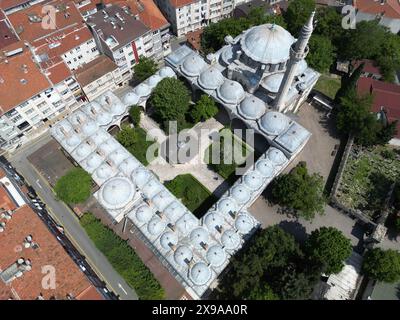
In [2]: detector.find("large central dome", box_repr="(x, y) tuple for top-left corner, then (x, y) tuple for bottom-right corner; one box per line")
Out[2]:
(241, 24), (295, 65)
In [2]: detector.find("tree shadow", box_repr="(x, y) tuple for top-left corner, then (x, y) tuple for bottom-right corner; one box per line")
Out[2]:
(351, 222), (367, 254)
(278, 220), (308, 244)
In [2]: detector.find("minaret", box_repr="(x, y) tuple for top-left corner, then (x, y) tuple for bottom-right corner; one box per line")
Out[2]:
(274, 11), (315, 112)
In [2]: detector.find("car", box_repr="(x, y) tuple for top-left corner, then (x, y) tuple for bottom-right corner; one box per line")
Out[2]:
(103, 287), (109, 294)
(79, 264), (86, 272)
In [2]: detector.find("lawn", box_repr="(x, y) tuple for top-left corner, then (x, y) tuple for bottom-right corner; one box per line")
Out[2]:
(314, 74), (341, 100)
(205, 128), (253, 184)
(164, 174), (217, 218)
(336, 145), (400, 220)
(80, 212), (164, 300)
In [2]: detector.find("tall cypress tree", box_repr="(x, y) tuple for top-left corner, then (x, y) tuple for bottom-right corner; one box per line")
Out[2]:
(334, 62), (365, 104)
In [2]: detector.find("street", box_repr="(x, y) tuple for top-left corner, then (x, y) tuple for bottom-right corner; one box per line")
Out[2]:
(6, 133), (138, 300)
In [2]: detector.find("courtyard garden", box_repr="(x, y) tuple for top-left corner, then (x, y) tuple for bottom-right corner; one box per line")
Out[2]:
(314, 74), (341, 100)
(80, 212), (164, 300)
(336, 145), (400, 221)
(165, 174), (217, 218)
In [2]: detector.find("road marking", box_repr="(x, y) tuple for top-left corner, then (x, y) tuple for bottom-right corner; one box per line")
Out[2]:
(118, 283), (128, 295)
(35, 179), (42, 189)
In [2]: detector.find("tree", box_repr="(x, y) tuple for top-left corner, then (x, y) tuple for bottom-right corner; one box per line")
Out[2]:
(133, 56), (157, 82)
(129, 105), (141, 126)
(54, 168), (92, 205)
(314, 7), (344, 45)
(334, 62), (364, 104)
(305, 227), (352, 274)
(307, 35), (334, 73)
(271, 162), (326, 221)
(149, 78), (191, 131)
(191, 95), (218, 122)
(116, 125), (138, 147)
(362, 248), (400, 283)
(248, 283), (278, 300)
(284, 0), (315, 36)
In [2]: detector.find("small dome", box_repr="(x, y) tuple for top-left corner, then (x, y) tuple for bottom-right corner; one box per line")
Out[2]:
(134, 83), (151, 97)
(66, 134), (80, 148)
(135, 205), (153, 223)
(176, 214), (198, 235)
(118, 157), (140, 176)
(158, 66), (175, 78)
(123, 91), (140, 106)
(190, 262), (211, 286)
(243, 172), (264, 190)
(160, 231), (178, 250)
(146, 74), (162, 88)
(235, 213), (254, 234)
(218, 197), (238, 215)
(256, 159), (275, 177)
(83, 153), (103, 172)
(98, 176), (135, 210)
(131, 167), (151, 188)
(203, 212), (224, 232)
(147, 216), (166, 236)
(241, 24), (295, 65)
(110, 102), (126, 116)
(217, 80), (245, 105)
(98, 139), (119, 155)
(142, 178), (163, 200)
(69, 111), (89, 127)
(164, 201), (186, 222)
(152, 190), (174, 212)
(88, 130), (108, 145)
(267, 148), (287, 165)
(206, 245), (226, 267)
(95, 163), (114, 180)
(221, 230), (241, 250)
(238, 96), (266, 120)
(190, 227), (209, 248)
(82, 120), (98, 136)
(54, 120), (73, 137)
(221, 46), (236, 65)
(181, 54), (207, 77)
(259, 111), (290, 136)
(262, 73), (284, 93)
(96, 111), (113, 127)
(198, 67), (224, 90)
(74, 142), (92, 159)
(174, 245), (192, 267)
(230, 185), (251, 204)
(84, 101), (102, 117)
(108, 149), (129, 167)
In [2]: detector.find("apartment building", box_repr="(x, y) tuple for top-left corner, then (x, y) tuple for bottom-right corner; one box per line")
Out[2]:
(154, 0), (235, 37)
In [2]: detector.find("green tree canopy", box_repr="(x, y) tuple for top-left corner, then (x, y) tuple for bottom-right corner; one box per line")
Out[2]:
(307, 35), (334, 73)
(284, 0), (315, 36)
(133, 56), (158, 82)
(334, 62), (365, 104)
(191, 95), (218, 122)
(129, 105), (141, 126)
(116, 125), (138, 147)
(149, 78), (191, 131)
(362, 248), (400, 283)
(305, 227), (352, 274)
(314, 7), (344, 45)
(271, 162), (326, 221)
(54, 168), (92, 204)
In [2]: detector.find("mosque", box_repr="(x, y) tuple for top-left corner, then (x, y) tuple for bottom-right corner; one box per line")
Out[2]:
(51, 12), (319, 300)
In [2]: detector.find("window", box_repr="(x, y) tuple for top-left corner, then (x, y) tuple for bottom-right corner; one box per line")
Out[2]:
(25, 108), (34, 115)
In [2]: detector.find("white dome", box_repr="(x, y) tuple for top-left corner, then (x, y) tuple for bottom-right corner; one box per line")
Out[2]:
(84, 101), (102, 117)
(230, 185), (251, 204)
(142, 178), (163, 200)
(259, 111), (290, 136)
(198, 67), (224, 90)
(83, 153), (103, 172)
(147, 216), (166, 236)
(218, 197), (238, 215)
(158, 66), (175, 78)
(98, 176), (135, 210)
(134, 83), (151, 97)
(135, 205), (153, 223)
(203, 212), (224, 232)
(74, 142), (93, 159)
(243, 172), (264, 190)
(123, 91), (140, 106)
(96, 111), (113, 127)
(181, 54), (207, 77)
(55, 120), (73, 137)
(108, 149), (129, 167)
(152, 190), (174, 212)
(238, 96), (266, 120)
(217, 80), (245, 105)
(206, 245), (226, 267)
(256, 159), (275, 177)
(66, 134), (80, 148)
(82, 120), (98, 136)
(221, 230), (241, 250)
(235, 213), (254, 234)
(160, 231), (178, 250)
(164, 201), (186, 222)
(95, 163), (114, 180)
(190, 262), (211, 286)
(267, 148), (287, 165)
(88, 130), (108, 145)
(174, 245), (192, 267)
(176, 214), (198, 235)
(221, 46), (236, 65)
(131, 167), (151, 188)
(241, 24), (295, 65)
(118, 157), (140, 176)
(69, 111), (88, 127)
(190, 227), (209, 249)
(262, 73), (284, 93)
(98, 139), (119, 155)
(146, 74), (162, 88)
(110, 102), (126, 116)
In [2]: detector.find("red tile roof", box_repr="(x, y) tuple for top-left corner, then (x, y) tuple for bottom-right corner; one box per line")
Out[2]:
(74, 54), (118, 87)
(0, 21), (18, 50)
(353, 59), (382, 76)
(186, 29), (203, 51)
(46, 61), (72, 85)
(354, 0), (400, 19)
(169, 0), (196, 8)
(357, 77), (400, 138)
